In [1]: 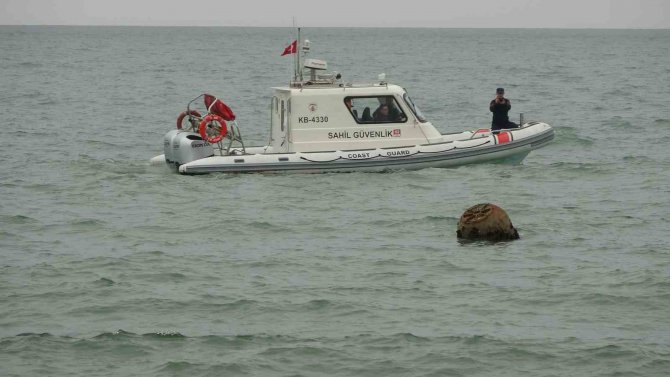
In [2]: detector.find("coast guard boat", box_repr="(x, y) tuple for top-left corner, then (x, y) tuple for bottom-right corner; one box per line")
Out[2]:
(151, 39), (554, 174)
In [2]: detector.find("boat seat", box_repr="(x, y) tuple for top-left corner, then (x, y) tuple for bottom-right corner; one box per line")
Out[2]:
(361, 107), (372, 122)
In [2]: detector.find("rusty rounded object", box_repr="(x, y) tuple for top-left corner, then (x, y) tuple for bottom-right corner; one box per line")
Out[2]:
(457, 203), (519, 241)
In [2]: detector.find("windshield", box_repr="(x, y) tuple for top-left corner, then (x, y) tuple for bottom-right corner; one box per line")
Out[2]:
(403, 93), (427, 123)
(344, 96), (407, 124)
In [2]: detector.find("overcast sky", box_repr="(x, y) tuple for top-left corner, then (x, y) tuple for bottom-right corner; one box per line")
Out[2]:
(1, 0), (668, 28)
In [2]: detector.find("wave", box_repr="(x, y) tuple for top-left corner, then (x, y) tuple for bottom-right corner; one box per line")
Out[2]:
(15, 61), (43, 69)
(16, 332), (55, 337)
(246, 220), (289, 232)
(359, 213), (460, 230)
(421, 214), (459, 223)
(92, 329), (136, 339)
(406, 182), (436, 191)
(4, 329), (664, 376)
(155, 360), (249, 375)
(142, 331), (187, 339)
(572, 292), (663, 310)
(1, 214), (40, 225)
(36, 98), (59, 106)
(138, 272), (187, 282)
(577, 344), (640, 360)
(90, 330), (194, 340)
(199, 298), (259, 311)
(3, 330), (294, 345)
(545, 161), (616, 175)
(68, 218), (107, 228)
(301, 298), (334, 310)
(622, 155), (654, 163)
(2, 329), (648, 348)
(606, 117), (633, 129)
(94, 277), (116, 286)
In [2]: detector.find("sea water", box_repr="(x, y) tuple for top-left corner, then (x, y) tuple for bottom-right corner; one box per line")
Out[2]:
(1, 26), (669, 376)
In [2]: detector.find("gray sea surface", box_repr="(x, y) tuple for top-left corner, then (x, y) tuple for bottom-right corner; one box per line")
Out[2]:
(1, 26), (669, 376)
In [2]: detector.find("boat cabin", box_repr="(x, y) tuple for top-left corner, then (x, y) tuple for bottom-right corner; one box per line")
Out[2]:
(267, 44), (442, 153)
(268, 83), (443, 153)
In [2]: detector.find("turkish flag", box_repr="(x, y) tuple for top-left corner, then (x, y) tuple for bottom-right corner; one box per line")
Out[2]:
(281, 40), (297, 56)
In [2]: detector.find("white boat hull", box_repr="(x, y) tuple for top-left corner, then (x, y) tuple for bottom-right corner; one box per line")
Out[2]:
(152, 122), (554, 174)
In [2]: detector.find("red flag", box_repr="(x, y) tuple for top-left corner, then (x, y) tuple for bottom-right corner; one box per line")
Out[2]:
(204, 94), (236, 121)
(281, 40), (297, 56)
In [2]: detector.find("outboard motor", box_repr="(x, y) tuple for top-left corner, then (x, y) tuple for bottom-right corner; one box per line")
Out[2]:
(163, 129), (182, 165)
(170, 132), (214, 167)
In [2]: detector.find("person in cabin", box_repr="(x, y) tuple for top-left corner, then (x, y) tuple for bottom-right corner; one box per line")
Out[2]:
(345, 98), (358, 119)
(489, 87), (518, 130)
(373, 104), (392, 122)
(372, 97), (405, 122)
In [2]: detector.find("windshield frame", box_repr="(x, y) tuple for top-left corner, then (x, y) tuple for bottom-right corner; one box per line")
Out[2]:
(403, 92), (427, 123)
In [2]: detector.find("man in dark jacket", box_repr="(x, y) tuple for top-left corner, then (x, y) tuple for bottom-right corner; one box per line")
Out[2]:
(489, 87), (518, 130)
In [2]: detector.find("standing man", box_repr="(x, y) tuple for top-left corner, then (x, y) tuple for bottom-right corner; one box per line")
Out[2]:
(489, 87), (517, 130)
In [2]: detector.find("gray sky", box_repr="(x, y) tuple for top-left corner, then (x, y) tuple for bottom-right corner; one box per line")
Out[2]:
(1, 0), (668, 28)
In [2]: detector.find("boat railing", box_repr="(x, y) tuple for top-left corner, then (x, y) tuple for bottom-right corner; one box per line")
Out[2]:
(218, 121), (246, 156)
(180, 93), (245, 155)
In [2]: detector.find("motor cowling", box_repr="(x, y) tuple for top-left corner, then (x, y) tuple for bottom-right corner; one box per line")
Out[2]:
(169, 131), (214, 167)
(163, 129), (182, 164)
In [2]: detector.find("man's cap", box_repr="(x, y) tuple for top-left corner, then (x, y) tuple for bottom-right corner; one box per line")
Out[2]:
(496, 87), (505, 94)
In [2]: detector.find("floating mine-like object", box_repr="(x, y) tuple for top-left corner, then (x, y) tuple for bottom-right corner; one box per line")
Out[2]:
(457, 203), (519, 241)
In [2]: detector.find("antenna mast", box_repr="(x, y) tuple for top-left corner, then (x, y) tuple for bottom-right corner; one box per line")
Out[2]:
(296, 27), (301, 82)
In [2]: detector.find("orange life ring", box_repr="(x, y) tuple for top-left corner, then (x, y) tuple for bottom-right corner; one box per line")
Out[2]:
(199, 114), (228, 143)
(176, 110), (202, 130)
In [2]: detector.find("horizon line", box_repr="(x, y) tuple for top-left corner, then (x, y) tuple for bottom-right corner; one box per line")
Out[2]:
(1, 23), (668, 30)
